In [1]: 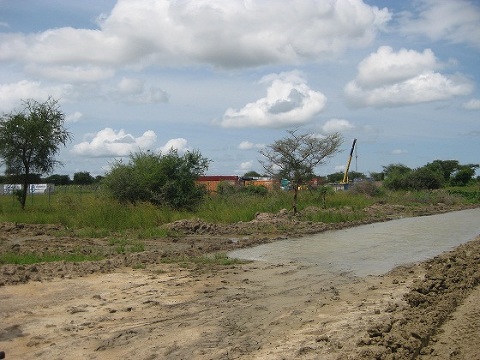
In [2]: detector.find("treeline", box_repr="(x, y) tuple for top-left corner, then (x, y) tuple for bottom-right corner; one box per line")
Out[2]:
(0, 171), (103, 186)
(379, 160), (478, 190)
(318, 160), (479, 191)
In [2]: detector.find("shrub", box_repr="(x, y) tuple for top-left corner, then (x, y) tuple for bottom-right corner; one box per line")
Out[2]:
(103, 149), (210, 210)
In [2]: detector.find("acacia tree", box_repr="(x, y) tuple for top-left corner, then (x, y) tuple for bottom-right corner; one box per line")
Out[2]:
(260, 130), (343, 214)
(0, 97), (72, 209)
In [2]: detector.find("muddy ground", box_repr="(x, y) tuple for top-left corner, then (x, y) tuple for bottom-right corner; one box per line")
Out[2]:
(0, 203), (479, 359)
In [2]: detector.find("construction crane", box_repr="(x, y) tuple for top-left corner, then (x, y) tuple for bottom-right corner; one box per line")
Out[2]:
(341, 138), (357, 184)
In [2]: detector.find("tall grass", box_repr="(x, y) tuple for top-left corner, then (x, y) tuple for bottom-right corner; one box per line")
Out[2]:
(0, 184), (476, 233)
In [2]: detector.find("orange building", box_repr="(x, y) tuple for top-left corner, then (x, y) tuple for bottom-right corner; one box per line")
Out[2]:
(196, 176), (240, 193)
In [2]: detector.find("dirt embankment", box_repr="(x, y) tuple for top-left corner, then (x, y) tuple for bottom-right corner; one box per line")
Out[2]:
(0, 202), (475, 287)
(0, 203), (479, 359)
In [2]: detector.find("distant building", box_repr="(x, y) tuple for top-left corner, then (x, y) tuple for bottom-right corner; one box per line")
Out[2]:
(196, 176), (241, 193)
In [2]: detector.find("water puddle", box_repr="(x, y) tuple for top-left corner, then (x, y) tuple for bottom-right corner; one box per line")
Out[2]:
(229, 208), (480, 277)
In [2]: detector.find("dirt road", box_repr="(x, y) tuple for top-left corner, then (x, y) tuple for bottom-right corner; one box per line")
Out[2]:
(2, 239), (480, 359)
(1, 205), (479, 359)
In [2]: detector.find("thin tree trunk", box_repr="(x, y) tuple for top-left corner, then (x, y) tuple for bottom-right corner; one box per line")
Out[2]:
(293, 185), (298, 215)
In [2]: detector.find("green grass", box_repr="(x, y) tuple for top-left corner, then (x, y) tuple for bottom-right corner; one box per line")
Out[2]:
(0, 184), (476, 233)
(0, 184), (477, 267)
(108, 237), (145, 254)
(0, 252), (104, 265)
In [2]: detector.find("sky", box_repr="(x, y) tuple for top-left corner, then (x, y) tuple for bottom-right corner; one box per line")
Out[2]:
(0, 0), (479, 179)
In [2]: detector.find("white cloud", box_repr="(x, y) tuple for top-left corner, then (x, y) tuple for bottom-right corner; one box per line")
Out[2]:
(353, 47), (440, 89)
(0, 0), (390, 71)
(158, 138), (188, 154)
(322, 119), (354, 134)
(66, 111), (83, 123)
(114, 77), (169, 104)
(344, 46), (473, 107)
(392, 149), (408, 155)
(25, 64), (114, 82)
(0, 80), (72, 111)
(400, 0), (480, 50)
(238, 141), (264, 150)
(217, 71), (327, 128)
(240, 161), (253, 171)
(118, 77), (144, 94)
(463, 98), (480, 110)
(71, 128), (157, 157)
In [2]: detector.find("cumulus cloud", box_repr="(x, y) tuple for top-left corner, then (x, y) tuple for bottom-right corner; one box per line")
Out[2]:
(463, 99), (480, 110)
(71, 128), (157, 157)
(114, 77), (169, 104)
(0, 0), (390, 71)
(0, 80), (72, 111)
(238, 141), (264, 150)
(66, 111), (83, 123)
(158, 138), (188, 154)
(239, 161), (253, 171)
(25, 64), (114, 82)
(400, 0), (480, 49)
(322, 119), (354, 134)
(344, 46), (473, 107)
(217, 71), (327, 128)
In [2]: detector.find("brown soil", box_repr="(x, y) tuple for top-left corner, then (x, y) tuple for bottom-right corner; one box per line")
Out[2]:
(1, 203), (479, 359)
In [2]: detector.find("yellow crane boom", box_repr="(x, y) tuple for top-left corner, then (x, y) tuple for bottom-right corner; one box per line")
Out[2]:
(341, 138), (357, 184)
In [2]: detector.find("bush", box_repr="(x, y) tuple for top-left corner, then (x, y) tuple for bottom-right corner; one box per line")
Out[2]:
(348, 181), (383, 197)
(103, 149), (210, 210)
(241, 185), (268, 196)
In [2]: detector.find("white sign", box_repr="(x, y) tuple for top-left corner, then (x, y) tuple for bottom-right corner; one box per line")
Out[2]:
(29, 184), (51, 194)
(2, 184), (22, 194)
(2, 184), (54, 195)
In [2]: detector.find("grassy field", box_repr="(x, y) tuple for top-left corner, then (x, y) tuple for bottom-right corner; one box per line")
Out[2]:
(0, 184), (478, 266)
(1, 183), (478, 231)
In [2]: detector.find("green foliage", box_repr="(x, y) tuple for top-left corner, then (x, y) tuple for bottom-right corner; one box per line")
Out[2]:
(326, 172), (344, 183)
(243, 170), (262, 177)
(216, 181), (238, 195)
(450, 167), (476, 186)
(0, 97), (72, 209)
(382, 164), (412, 178)
(45, 174), (71, 185)
(0, 252), (104, 265)
(240, 185), (268, 196)
(382, 161), (478, 190)
(73, 171), (95, 185)
(348, 181), (383, 197)
(406, 166), (444, 190)
(260, 129), (343, 213)
(448, 189), (480, 203)
(103, 149), (210, 210)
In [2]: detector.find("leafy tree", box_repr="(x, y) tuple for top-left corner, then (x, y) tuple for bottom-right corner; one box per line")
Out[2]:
(259, 129), (343, 214)
(382, 164), (412, 190)
(426, 160), (460, 182)
(326, 171), (365, 183)
(369, 172), (384, 181)
(243, 170), (262, 178)
(405, 166), (444, 190)
(382, 163), (412, 178)
(73, 171), (95, 185)
(326, 172), (344, 183)
(44, 174), (71, 185)
(0, 98), (72, 208)
(450, 166), (476, 186)
(103, 149), (210, 210)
